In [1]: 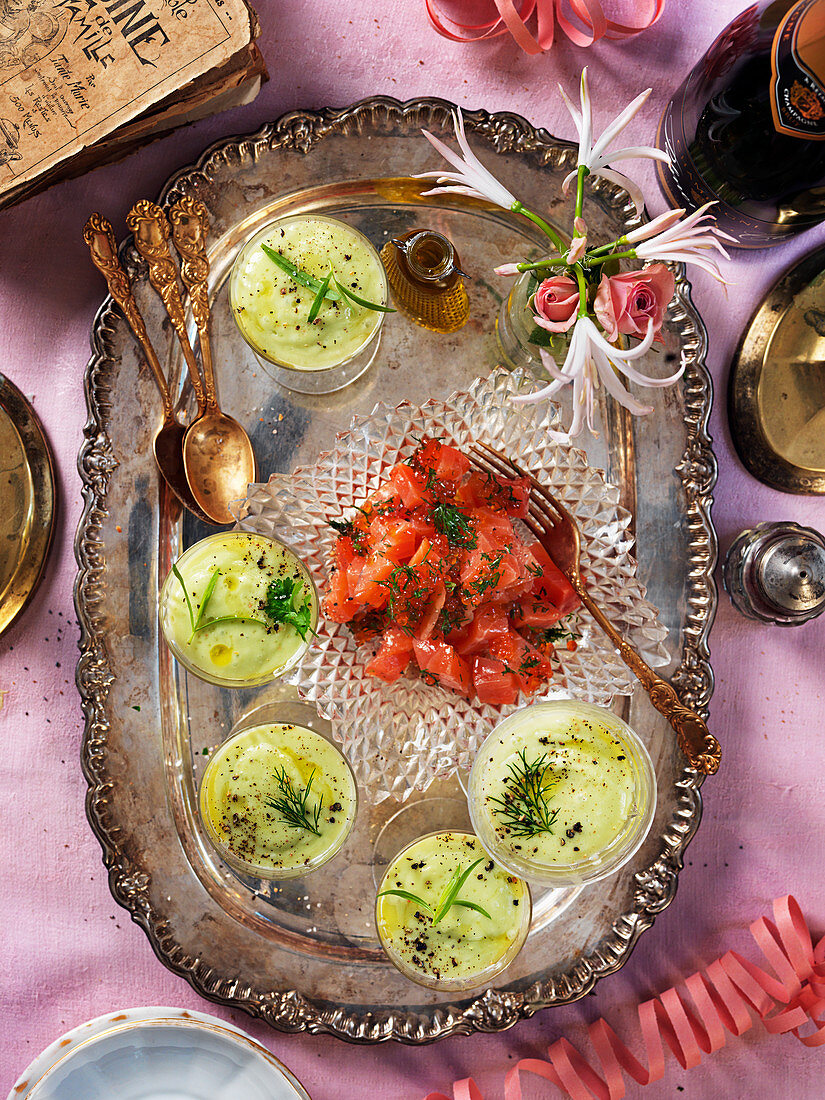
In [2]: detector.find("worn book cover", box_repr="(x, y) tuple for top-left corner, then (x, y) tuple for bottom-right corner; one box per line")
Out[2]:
(0, 0), (261, 205)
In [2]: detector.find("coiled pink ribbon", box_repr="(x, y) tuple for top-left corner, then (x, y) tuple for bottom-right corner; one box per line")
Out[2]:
(425, 0), (666, 54)
(424, 895), (825, 1100)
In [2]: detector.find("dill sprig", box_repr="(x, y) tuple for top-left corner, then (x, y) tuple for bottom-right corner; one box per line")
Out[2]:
(264, 765), (323, 836)
(328, 517), (355, 536)
(432, 501), (477, 548)
(543, 622), (580, 646)
(378, 857), (492, 922)
(462, 551), (503, 600)
(488, 749), (560, 838)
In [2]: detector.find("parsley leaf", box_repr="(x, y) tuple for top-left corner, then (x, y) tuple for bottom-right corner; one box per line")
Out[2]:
(262, 577), (315, 641)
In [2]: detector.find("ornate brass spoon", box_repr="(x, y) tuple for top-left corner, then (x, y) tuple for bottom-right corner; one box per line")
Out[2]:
(169, 196), (256, 525)
(83, 213), (211, 523)
(127, 199), (207, 420)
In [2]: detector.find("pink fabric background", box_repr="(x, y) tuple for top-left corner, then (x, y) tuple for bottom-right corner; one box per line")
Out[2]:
(2, 1), (825, 1095)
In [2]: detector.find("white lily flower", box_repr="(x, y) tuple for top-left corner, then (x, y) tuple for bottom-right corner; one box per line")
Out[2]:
(632, 202), (736, 282)
(494, 262), (522, 276)
(512, 315), (684, 440)
(559, 69), (671, 215)
(417, 110), (518, 210)
(624, 207), (687, 243)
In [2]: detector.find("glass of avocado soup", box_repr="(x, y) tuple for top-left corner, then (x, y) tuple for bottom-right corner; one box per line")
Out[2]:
(375, 830), (530, 991)
(229, 214), (389, 395)
(159, 531), (318, 688)
(469, 701), (656, 888)
(200, 721), (358, 880)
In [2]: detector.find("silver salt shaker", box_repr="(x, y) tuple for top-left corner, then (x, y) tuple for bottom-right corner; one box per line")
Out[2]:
(724, 522), (825, 626)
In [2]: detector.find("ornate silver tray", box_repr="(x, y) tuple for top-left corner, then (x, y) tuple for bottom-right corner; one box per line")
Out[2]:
(76, 97), (717, 1043)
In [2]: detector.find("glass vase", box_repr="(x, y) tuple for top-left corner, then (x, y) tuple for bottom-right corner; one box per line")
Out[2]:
(495, 268), (571, 373)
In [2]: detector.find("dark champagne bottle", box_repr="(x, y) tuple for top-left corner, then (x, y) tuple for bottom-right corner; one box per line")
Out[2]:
(657, 0), (825, 247)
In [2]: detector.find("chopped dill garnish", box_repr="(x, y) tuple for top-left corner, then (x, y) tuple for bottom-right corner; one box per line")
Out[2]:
(488, 749), (561, 838)
(543, 621), (580, 646)
(264, 766), (323, 835)
(432, 501), (477, 548)
(463, 552), (503, 599)
(328, 517), (355, 536)
(328, 515), (369, 555)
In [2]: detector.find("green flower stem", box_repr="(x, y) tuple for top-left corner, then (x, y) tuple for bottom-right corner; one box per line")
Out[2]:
(584, 249), (637, 266)
(574, 263), (589, 317)
(574, 165), (589, 221)
(511, 201), (566, 255)
(514, 257), (571, 273)
(586, 235), (629, 256)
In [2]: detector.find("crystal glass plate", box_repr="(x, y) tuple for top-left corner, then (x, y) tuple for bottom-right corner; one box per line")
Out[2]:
(76, 97), (716, 1041)
(238, 368), (669, 800)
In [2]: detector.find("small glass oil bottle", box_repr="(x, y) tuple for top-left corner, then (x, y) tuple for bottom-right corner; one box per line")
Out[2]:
(380, 229), (469, 334)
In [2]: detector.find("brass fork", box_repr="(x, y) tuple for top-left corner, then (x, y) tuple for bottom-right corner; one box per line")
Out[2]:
(471, 441), (721, 775)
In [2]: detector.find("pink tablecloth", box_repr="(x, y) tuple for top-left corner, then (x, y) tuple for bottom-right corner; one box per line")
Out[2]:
(3, 1), (825, 1095)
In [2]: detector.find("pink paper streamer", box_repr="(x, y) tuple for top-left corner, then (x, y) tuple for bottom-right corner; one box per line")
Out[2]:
(425, 0), (665, 54)
(424, 896), (825, 1100)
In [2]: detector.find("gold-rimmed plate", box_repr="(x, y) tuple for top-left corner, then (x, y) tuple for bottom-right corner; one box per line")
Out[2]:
(0, 374), (55, 636)
(8, 1007), (311, 1100)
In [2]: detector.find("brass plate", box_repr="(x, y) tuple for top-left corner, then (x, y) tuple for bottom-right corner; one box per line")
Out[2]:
(729, 243), (825, 494)
(0, 374), (56, 635)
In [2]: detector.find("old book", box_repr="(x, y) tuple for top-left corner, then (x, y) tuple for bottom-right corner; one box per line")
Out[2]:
(0, 0), (265, 210)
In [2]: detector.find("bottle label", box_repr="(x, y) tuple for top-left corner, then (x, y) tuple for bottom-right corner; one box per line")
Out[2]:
(770, 0), (825, 139)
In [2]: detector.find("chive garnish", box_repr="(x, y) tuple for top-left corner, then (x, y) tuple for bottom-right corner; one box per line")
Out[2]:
(308, 268), (334, 324)
(332, 272), (396, 313)
(172, 562), (196, 633)
(193, 568), (221, 633)
(378, 857), (492, 923)
(172, 564), (313, 642)
(260, 243), (395, 322)
(260, 243), (340, 297)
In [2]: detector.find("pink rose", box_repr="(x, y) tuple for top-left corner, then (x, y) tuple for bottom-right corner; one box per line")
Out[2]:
(593, 264), (675, 342)
(533, 275), (579, 333)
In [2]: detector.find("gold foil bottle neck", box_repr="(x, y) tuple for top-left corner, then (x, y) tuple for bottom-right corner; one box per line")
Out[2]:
(381, 229), (470, 334)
